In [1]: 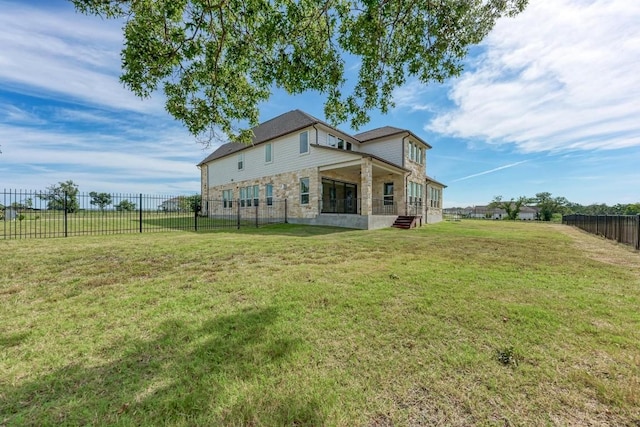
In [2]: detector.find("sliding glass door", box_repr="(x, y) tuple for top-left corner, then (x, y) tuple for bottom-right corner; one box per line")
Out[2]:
(321, 178), (358, 214)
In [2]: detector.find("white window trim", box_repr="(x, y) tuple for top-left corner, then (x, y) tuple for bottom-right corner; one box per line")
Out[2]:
(253, 184), (259, 206)
(265, 184), (273, 206)
(299, 131), (309, 155)
(300, 177), (310, 204)
(222, 189), (233, 208)
(327, 134), (337, 147)
(265, 143), (273, 164)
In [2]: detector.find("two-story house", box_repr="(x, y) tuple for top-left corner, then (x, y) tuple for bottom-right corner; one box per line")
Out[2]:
(198, 109), (445, 229)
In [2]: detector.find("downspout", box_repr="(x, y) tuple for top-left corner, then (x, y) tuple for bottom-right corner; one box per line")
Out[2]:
(312, 124), (320, 214)
(425, 178), (430, 224)
(401, 135), (407, 168)
(402, 134), (408, 215)
(312, 123), (319, 146)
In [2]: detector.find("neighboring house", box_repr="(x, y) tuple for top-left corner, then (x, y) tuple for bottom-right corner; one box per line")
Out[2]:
(465, 205), (539, 220)
(159, 197), (186, 212)
(465, 205), (503, 219)
(518, 206), (539, 220)
(198, 110), (445, 230)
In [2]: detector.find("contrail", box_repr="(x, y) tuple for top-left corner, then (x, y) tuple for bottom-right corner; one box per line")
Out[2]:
(451, 160), (529, 183)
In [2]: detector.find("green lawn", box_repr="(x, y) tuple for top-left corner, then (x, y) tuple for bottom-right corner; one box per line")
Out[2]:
(1, 221), (639, 426)
(1, 211), (266, 239)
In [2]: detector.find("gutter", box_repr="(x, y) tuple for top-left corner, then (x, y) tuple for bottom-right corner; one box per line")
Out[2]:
(312, 123), (319, 146)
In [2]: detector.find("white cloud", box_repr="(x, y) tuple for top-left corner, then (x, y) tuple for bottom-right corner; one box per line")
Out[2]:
(0, 117), (209, 193)
(450, 160), (529, 182)
(392, 81), (435, 112)
(0, 1), (164, 114)
(428, 0), (640, 153)
(0, 103), (45, 124)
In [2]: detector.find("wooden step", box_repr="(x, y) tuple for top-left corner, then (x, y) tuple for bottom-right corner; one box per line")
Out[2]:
(392, 216), (416, 229)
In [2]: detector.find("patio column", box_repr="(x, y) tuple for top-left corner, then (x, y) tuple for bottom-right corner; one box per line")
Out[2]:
(361, 157), (373, 216)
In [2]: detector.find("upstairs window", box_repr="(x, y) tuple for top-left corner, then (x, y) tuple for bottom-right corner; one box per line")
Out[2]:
(265, 143), (272, 163)
(408, 142), (425, 164)
(299, 131), (309, 154)
(237, 153), (244, 170)
(328, 133), (350, 150)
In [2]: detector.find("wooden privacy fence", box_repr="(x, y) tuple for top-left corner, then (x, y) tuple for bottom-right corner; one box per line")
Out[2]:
(562, 214), (640, 250)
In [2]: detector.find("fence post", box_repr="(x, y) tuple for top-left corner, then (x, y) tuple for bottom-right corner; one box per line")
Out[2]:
(636, 215), (640, 250)
(194, 206), (199, 232)
(3, 188), (6, 238)
(284, 199), (288, 223)
(64, 190), (68, 238)
(139, 194), (143, 233)
(255, 203), (259, 228)
(237, 199), (241, 230)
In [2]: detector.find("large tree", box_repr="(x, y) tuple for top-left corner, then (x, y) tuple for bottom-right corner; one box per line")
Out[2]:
(534, 192), (568, 221)
(115, 200), (137, 212)
(89, 192), (113, 211)
(39, 180), (80, 213)
(178, 195), (202, 212)
(71, 0), (528, 143)
(489, 195), (530, 221)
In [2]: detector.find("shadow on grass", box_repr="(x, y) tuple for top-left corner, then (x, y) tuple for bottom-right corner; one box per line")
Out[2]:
(1, 307), (322, 426)
(141, 216), (357, 237)
(230, 223), (357, 237)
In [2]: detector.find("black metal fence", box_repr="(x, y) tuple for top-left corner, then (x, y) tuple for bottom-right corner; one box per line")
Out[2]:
(1, 189), (287, 240)
(563, 214), (640, 250)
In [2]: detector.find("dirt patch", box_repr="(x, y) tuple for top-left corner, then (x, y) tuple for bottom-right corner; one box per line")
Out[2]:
(552, 224), (640, 272)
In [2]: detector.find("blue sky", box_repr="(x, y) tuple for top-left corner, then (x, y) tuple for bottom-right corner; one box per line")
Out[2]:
(1, 0), (639, 207)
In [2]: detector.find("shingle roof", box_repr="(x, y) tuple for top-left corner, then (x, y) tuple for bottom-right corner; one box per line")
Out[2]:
(311, 144), (409, 172)
(355, 126), (432, 149)
(354, 126), (406, 142)
(198, 109), (432, 165)
(198, 110), (327, 165)
(425, 176), (447, 188)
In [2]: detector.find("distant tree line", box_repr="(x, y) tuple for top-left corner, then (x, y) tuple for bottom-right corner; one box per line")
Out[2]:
(564, 202), (640, 216)
(11, 180), (200, 213)
(448, 192), (640, 221)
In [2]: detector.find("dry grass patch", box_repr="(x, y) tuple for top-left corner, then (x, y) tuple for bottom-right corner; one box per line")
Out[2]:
(554, 223), (640, 271)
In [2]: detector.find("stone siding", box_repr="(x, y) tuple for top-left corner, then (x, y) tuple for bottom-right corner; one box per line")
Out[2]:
(204, 167), (319, 219)
(404, 138), (428, 219)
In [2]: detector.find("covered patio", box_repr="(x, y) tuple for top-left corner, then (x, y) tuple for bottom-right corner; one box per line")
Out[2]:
(315, 156), (415, 223)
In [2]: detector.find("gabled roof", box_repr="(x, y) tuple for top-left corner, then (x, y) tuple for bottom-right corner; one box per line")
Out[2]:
(355, 126), (432, 149)
(311, 144), (409, 173)
(469, 205), (539, 214)
(198, 109), (432, 165)
(198, 109), (344, 165)
(354, 126), (406, 142)
(426, 175), (447, 188)
(520, 206), (539, 213)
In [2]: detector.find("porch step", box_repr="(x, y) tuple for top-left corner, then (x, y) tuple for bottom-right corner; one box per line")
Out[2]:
(392, 216), (417, 229)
